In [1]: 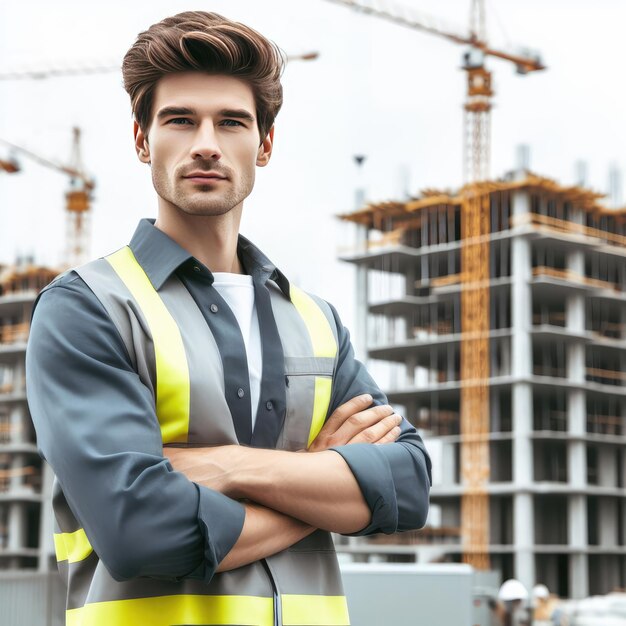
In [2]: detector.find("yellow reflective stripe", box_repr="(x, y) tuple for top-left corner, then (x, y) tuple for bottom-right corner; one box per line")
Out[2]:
(54, 528), (93, 563)
(106, 247), (190, 443)
(308, 376), (333, 447)
(282, 594), (350, 625)
(289, 285), (338, 447)
(65, 594), (274, 626)
(289, 285), (337, 358)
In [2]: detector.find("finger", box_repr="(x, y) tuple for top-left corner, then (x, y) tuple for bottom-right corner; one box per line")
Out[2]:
(333, 404), (395, 442)
(374, 425), (402, 445)
(322, 393), (374, 431)
(348, 413), (402, 445)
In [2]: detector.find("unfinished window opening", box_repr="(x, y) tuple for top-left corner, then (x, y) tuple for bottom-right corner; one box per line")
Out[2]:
(0, 504), (7, 548)
(490, 240), (511, 279)
(533, 440), (568, 482)
(586, 346), (623, 387)
(531, 194), (541, 214)
(534, 495), (568, 545)
(490, 337), (511, 377)
(418, 405), (460, 436)
(490, 496), (513, 545)
(586, 299), (623, 338)
(587, 445), (599, 485)
(489, 191), (512, 233)
(533, 390), (567, 432)
(0, 409), (10, 444)
(0, 453), (9, 493)
(490, 441), (512, 483)
(490, 388), (512, 432)
(533, 339), (566, 378)
(535, 554), (570, 599)
(587, 396), (622, 436)
(587, 496), (600, 546)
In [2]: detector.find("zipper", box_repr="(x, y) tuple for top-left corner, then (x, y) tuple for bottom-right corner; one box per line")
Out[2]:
(261, 557), (282, 626)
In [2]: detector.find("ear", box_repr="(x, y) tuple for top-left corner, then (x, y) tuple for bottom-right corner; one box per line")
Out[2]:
(133, 120), (151, 164)
(256, 125), (274, 167)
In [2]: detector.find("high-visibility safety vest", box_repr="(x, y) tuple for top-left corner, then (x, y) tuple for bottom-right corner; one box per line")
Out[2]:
(51, 245), (351, 626)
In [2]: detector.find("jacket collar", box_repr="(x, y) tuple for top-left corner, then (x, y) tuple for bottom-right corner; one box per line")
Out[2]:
(128, 218), (291, 297)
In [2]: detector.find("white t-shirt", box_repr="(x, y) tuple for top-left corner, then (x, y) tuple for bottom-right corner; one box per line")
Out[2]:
(211, 272), (262, 430)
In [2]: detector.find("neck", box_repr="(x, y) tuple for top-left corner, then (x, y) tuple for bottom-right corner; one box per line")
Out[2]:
(154, 201), (244, 274)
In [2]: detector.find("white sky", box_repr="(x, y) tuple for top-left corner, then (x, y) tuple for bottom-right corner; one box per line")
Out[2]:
(0, 0), (624, 339)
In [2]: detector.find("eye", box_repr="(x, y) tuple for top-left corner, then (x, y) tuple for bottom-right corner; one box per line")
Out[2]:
(221, 119), (244, 127)
(167, 118), (192, 125)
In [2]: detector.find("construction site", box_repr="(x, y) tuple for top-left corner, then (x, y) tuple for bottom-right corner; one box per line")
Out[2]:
(1, 0), (625, 624)
(336, 169), (626, 602)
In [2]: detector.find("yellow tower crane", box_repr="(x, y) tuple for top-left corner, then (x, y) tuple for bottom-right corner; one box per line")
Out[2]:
(0, 127), (95, 268)
(325, 0), (545, 570)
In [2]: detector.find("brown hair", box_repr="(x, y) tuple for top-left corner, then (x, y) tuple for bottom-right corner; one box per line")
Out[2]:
(122, 11), (286, 143)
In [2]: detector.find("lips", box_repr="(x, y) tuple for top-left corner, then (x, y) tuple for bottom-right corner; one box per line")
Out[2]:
(183, 172), (227, 180)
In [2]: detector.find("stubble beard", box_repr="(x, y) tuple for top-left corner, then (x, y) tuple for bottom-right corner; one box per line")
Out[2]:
(152, 165), (253, 217)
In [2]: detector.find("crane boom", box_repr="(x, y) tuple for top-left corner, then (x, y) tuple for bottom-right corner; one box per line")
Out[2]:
(324, 0), (544, 72)
(0, 137), (93, 189)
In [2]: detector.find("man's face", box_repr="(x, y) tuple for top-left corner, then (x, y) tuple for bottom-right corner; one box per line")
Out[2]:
(134, 72), (273, 217)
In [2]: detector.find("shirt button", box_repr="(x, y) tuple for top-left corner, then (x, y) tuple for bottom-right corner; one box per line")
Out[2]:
(210, 304), (218, 313)
(193, 265), (201, 272)
(237, 388), (245, 398)
(266, 401), (273, 411)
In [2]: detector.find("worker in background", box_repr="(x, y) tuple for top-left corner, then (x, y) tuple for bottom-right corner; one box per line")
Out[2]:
(532, 584), (562, 625)
(497, 579), (532, 626)
(25, 10), (432, 626)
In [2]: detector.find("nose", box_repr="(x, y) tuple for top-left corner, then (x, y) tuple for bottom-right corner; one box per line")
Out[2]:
(189, 121), (222, 161)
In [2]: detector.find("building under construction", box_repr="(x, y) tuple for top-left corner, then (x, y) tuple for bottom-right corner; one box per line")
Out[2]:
(0, 260), (58, 573)
(337, 169), (626, 601)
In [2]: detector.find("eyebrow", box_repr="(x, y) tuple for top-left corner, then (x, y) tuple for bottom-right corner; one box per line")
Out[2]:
(156, 106), (255, 123)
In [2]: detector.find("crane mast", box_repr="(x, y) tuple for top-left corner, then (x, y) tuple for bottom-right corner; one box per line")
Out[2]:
(64, 127), (93, 268)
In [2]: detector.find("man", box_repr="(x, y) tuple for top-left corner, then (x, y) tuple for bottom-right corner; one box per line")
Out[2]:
(26, 10), (431, 626)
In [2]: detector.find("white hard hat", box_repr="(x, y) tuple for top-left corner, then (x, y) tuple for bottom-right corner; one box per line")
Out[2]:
(532, 584), (550, 600)
(498, 579), (529, 602)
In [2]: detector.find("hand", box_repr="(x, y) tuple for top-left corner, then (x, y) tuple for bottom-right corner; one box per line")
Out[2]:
(163, 444), (241, 495)
(307, 394), (403, 452)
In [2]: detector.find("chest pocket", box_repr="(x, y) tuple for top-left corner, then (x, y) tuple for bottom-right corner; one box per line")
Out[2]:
(275, 285), (339, 451)
(280, 356), (335, 451)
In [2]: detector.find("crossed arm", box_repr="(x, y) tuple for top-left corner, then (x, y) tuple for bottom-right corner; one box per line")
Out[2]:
(27, 280), (431, 582)
(165, 395), (404, 572)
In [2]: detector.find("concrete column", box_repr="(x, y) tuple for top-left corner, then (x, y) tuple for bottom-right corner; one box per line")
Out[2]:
(10, 405), (24, 444)
(565, 247), (589, 599)
(569, 495), (589, 599)
(355, 223), (369, 363)
(405, 354), (416, 388)
(513, 492), (535, 593)
(511, 193), (536, 589)
(13, 358), (25, 395)
(567, 249), (585, 281)
(7, 502), (25, 550)
(568, 390), (586, 491)
(442, 442), (456, 485)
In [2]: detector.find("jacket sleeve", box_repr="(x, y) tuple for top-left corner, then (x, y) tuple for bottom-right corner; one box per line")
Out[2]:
(25, 273), (245, 582)
(324, 301), (432, 536)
